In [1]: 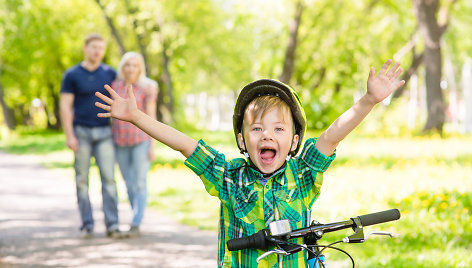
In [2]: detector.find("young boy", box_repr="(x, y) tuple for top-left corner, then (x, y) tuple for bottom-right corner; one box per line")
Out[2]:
(95, 59), (404, 267)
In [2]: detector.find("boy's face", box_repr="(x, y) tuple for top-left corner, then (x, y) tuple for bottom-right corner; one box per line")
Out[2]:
(238, 107), (299, 174)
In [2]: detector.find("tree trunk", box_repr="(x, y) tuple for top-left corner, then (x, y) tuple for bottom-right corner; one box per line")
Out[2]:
(95, 0), (126, 55)
(159, 41), (175, 124)
(0, 67), (16, 130)
(46, 81), (61, 130)
(413, 0), (445, 133)
(462, 60), (472, 132)
(279, 1), (303, 85)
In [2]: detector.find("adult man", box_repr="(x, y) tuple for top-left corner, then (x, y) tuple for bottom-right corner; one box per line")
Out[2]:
(60, 33), (121, 238)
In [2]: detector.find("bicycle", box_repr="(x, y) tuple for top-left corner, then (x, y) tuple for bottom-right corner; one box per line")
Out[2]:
(227, 208), (401, 268)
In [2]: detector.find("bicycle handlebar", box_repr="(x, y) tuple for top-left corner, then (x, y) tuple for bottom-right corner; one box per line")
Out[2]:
(227, 229), (267, 251)
(227, 208), (400, 251)
(358, 208), (401, 227)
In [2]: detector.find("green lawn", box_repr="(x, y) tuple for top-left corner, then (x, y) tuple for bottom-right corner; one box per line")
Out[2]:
(1, 128), (471, 267)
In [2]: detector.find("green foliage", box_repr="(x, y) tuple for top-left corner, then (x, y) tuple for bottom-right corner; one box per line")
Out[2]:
(0, 128), (65, 154)
(391, 191), (472, 249)
(293, 0), (415, 130)
(1, 0), (472, 133)
(0, 0), (107, 128)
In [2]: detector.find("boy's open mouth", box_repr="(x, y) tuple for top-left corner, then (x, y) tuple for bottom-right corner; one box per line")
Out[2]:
(259, 148), (276, 163)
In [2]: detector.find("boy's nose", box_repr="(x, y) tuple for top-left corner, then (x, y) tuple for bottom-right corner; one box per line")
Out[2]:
(262, 130), (274, 140)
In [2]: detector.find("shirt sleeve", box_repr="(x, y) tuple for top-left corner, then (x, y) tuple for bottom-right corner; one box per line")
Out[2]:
(297, 138), (336, 208)
(60, 70), (75, 94)
(184, 139), (227, 198)
(145, 81), (158, 102)
(298, 138), (336, 172)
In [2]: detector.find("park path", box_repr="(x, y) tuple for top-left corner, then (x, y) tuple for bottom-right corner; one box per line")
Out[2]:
(0, 151), (218, 268)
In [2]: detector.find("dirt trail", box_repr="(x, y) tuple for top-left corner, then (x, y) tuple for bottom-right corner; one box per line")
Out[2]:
(0, 151), (217, 267)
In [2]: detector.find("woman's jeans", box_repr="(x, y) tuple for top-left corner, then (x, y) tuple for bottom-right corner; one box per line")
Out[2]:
(115, 140), (150, 227)
(73, 125), (118, 232)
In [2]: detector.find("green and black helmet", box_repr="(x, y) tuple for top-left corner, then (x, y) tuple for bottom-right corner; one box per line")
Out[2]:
(233, 79), (307, 156)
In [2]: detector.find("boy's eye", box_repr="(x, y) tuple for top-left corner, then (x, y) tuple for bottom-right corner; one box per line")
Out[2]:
(275, 127), (284, 132)
(253, 127), (262, 131)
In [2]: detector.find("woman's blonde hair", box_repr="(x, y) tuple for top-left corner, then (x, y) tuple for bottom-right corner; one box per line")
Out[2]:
(117, 51), (156, 88)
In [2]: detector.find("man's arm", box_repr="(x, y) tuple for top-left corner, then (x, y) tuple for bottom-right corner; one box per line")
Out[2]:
(315, 59), (405, 156)
(95, 84), (198, 158)
(60, 93), (78, 151)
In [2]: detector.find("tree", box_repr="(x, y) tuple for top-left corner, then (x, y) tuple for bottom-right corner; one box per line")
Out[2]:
(0, 66), (16, 129)
(412, 0), (457, 133)
(279, 1), (304, 85)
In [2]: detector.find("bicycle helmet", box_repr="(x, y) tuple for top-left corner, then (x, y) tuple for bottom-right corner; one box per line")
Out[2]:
(233, 79), (306, 156)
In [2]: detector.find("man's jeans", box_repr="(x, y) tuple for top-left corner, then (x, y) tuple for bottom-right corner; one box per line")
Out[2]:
(74, 125), (118, 231)
(115, 140), (150, 227)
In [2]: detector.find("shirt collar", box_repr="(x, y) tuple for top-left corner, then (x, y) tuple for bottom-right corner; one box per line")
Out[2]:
(244, 161), (288, 186)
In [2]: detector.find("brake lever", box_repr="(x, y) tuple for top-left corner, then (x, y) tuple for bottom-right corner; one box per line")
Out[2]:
(365, 231), (394, 239)
(256, 249), (289, 263)
(343, 229), (395, 243)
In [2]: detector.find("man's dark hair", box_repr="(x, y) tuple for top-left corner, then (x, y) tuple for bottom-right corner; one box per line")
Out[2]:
(84, 33), (104, 45)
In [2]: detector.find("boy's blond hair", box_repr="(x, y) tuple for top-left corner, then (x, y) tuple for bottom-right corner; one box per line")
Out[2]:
(243, 95), (293, 129)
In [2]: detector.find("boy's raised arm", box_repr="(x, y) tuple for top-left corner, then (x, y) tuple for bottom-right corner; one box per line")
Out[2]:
(95, 84), (198, 158)
(315, 59), (405, 156)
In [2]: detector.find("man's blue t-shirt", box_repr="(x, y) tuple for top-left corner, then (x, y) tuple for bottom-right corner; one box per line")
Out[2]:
(61, 64), (116, 127)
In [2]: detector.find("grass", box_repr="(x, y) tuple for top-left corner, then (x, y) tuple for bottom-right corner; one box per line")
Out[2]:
(1, 128), (472, 267)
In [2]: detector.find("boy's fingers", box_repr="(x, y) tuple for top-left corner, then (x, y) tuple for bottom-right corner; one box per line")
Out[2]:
(392, 67), (403, 81)
(368, 66), (375, 81)
(379, 59), (393, 75)
(393, 80), (406, 90)
(95, 101), (111, 111)
(95, 92), (113, 105)
(104, 84), (119, 98)
(97, 112), (111, 118)
(386, 62), (401, 79)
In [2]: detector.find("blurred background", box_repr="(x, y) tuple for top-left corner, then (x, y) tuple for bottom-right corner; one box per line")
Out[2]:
(1, 0), (471, 267)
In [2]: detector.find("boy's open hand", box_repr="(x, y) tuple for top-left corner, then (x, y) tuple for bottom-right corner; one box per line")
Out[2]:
(95, 84), (138, 122)
(366, 59), (405, 105)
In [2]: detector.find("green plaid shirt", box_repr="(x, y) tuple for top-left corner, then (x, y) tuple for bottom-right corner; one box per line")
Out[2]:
(185, 138), (335, 268)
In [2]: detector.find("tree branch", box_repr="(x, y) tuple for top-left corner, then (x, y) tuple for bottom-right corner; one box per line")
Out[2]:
(95, 0), (126, 55)
(123, 0), (150, 74)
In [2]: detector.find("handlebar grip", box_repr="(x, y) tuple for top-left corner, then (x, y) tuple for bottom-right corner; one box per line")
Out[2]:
(358, 209), (401, 227)
(227, 230), (267, 251)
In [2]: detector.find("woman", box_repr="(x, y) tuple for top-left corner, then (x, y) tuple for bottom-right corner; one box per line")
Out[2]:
(111, 52), (158, 237)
